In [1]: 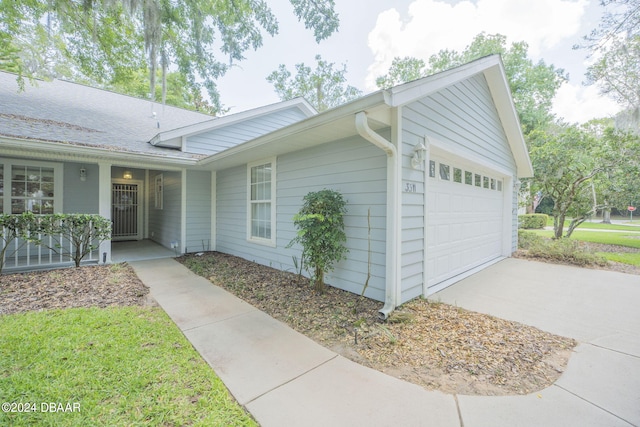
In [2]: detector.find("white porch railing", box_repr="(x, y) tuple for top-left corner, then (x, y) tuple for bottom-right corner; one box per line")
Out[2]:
(1, 228), (99, 272)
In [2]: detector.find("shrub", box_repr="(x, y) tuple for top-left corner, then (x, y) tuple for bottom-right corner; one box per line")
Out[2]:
(518, 230), (544, 250)
(288, 189), (348, 293)
(1, 213), (111, 270)
(525, 236), (607, 267)
(519, 214), (549, 229)
(31, 214), (112, 267)
(0, 212), (38, 274)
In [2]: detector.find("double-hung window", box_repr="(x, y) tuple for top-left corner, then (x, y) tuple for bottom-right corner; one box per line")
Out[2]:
(0, 159), (62, 214)
(247, 158), (276, 246)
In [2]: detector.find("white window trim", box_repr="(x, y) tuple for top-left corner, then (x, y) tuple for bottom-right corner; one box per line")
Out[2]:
(0, 158), (63, 214)
(246, 157), (276, 247)
(154, 174), (164, 210)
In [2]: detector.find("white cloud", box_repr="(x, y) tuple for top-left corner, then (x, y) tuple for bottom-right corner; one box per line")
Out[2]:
(552, 82), (621, 124)
(366, 0), (588, 89)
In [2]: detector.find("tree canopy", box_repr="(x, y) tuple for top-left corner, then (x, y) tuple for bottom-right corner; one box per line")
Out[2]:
(529, 121), (640, 236)
(579, 0), (640, 130)
(375, 33), (567, 134)
(0, 0), (339, 114)
(267, 54), (362, 111)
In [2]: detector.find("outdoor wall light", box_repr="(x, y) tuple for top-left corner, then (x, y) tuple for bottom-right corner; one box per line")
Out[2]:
(411, 142), (427, 169)
(123, 170), (133, 180)
(80, 167), (87, 181)
(514, 180), (522, 192)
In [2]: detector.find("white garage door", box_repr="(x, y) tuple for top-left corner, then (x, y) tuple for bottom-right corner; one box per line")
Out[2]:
(426, 156), (505, 291)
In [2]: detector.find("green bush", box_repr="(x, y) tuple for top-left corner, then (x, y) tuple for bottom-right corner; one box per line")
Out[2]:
(0, 213), (111, 271)
(518, 214), (549, 229)
(525, 236), (607, 267)
(288, 189), (348, 293)
(518, 230), (544, 249)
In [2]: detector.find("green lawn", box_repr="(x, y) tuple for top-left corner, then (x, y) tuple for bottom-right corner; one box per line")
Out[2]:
(529, 228), (640, 267)
(0, 307), (257, 427)
(576, 222), (640, 231)
(533, 229), (640, 249)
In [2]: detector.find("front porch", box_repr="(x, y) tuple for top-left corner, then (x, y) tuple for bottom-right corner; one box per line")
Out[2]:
(111, 239), (176, 263)
(1, 239), (175, 274)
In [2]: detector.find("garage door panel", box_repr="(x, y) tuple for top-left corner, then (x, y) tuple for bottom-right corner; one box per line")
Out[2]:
(426, 156), (505, 289)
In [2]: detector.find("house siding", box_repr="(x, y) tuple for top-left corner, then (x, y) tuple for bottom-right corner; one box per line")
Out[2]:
(186, 108), (308, 155)
(185, 170), (212, 253)
(63, 162), (99, 214)
(216, 133), (388, 302)
(148, 170), (182, 249)
(399, 73), (518, 302)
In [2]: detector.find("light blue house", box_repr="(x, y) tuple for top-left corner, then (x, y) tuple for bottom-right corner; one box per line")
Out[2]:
(0, 55), (533, 316)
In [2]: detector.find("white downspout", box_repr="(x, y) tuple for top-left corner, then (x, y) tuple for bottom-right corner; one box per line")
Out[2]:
(355, 111), (399, 320)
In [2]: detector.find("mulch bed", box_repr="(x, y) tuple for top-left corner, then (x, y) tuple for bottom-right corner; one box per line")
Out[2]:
(178, 252), (577, 396)
(0, 264), (150, 316)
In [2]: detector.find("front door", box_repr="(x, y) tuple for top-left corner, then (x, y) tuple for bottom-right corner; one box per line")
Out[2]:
(112, 180), (143, 241)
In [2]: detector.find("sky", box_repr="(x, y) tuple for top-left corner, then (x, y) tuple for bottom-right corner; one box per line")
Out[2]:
(215, 0), (622, 123)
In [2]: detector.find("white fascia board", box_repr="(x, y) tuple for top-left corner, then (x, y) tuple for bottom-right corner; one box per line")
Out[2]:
(0, 136), (197, 170)
(150, 98), (319, 146)
(388, 55), (503, 107)
(482, 63), (534, 178)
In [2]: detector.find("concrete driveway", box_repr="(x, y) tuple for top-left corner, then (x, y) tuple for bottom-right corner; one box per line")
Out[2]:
(433, 257), (640, 426)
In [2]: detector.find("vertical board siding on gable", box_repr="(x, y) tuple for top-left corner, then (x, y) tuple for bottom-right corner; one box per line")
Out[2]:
(186, 108), (308, 155)
(148, 170), (181, 249)
(185, 170), (212, 253)
(216, 134), (388, 302)
(400, 74), (518, 302)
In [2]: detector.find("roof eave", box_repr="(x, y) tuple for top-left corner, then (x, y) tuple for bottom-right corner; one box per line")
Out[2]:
(0, 136), (198, 169)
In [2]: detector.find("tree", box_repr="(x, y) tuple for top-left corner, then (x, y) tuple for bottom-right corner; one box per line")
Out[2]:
(109, 69), (220, 114)
(267, 54), (362, 111)
(374, 56), (425, 89)
(528, 121), (639, 237)
(376, 33), (567, 134)
(288, 189), (348, 293)
(0, 0), (340, 113)
(579, 1), (640, 129)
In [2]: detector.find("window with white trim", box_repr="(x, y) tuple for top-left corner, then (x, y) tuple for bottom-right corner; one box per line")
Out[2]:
(0, 160), (62, 214)
(154, 174), (164, 209)
(247, 158), (276, 246)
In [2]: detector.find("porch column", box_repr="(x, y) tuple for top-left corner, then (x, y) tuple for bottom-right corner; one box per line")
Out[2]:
(98, 162), (112, 264)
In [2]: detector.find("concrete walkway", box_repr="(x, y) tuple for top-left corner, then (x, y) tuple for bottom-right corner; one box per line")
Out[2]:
(130, 258), (640, 427)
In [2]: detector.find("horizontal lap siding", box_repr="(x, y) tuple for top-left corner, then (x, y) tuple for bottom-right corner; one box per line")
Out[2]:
(401, 120), (426, 303)
(148, 170), (181, 249)
(216, 134), (388, 302)
(186, 108), (308, 155)
(400, 74), (518, 302)
(185, 170), (212, 253)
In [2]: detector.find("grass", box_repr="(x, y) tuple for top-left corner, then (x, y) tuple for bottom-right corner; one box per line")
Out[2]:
(0, 307), (257, 427)
(523, 224), (640, 267)
(576, 222), (640, 231)
(597, 252), (640, 267)
(533, 229), (640, 249)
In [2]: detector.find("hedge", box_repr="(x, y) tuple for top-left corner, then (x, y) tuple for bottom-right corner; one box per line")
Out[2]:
(518, 214), (549, 229)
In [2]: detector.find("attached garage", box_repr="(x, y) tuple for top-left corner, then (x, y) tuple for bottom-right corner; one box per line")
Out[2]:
(425, 153), (510, 293)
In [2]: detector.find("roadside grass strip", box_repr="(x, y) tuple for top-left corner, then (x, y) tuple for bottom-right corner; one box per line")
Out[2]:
(598, 252), (640, 267)
(0, 306), (257, 427)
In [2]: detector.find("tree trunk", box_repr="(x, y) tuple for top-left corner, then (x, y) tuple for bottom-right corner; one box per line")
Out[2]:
(553, 213), (565, 239)
(314, 268), (325, 293)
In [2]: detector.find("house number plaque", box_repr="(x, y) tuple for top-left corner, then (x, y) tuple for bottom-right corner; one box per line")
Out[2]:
(404, 182), (417, 193)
